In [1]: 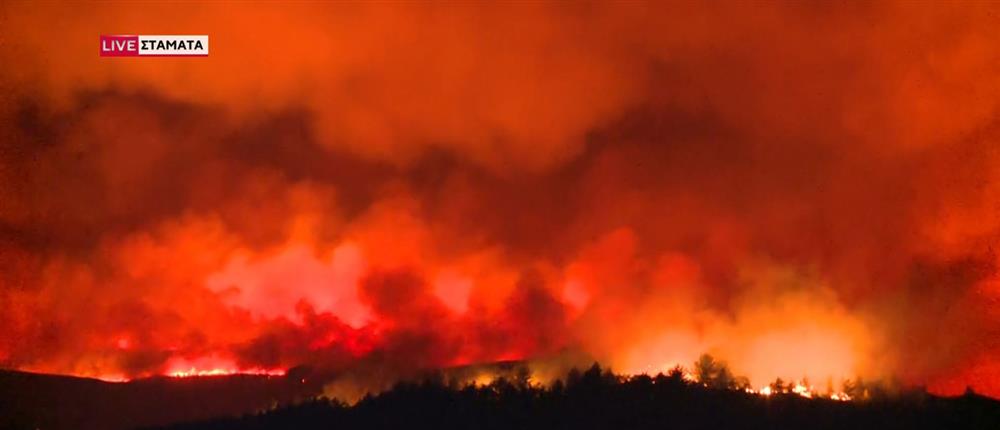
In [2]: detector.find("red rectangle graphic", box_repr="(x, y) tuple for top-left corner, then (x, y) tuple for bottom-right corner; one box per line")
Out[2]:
(100, 35), (139, 56)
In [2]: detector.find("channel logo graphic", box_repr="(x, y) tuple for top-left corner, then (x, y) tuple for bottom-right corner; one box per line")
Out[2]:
(100, 35), (209, 57)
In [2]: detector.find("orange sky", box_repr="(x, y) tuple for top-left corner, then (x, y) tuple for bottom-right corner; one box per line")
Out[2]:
(2, 1), (1000, 397)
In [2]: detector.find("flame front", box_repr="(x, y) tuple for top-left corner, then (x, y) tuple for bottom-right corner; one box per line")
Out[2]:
(2, 1), (1000, 400)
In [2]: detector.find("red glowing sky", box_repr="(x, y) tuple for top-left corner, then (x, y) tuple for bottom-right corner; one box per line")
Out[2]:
(1, 2), (1000, 397)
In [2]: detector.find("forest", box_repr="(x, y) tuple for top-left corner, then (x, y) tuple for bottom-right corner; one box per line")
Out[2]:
(152, 357), (1000, 430)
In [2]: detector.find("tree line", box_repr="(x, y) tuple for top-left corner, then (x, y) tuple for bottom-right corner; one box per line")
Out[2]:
(151, 355), (1000, 430)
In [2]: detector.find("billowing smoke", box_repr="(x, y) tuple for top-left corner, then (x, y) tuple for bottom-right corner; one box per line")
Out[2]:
(2, 2), (1000, 397)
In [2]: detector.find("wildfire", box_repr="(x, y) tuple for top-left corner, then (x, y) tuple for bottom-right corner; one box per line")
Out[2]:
(163, 356), (286, 379)
(743, 380), (851, 401)
(89, 367), (286, 382)
(791, 382), (813, 398)
(95, 374), (130, 383)
(471, 373), (497, 386)
(167, 367), (286, 378)
(830, 392), (851, 401)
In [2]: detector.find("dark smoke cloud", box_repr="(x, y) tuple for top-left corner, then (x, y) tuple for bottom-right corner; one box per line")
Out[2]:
(1, 1), (1000, 396)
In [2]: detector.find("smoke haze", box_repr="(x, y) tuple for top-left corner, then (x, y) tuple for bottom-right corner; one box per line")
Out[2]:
(2, 1), (1000, 396)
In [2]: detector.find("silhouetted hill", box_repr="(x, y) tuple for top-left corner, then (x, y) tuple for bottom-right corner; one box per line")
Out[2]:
(155, 366), (1000, 430)
(5, 364), (1000, 430)
(0, 370), (321, 430)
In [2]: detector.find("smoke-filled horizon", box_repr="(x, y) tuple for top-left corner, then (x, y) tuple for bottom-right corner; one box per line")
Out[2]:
(2, 2), (1000, 396)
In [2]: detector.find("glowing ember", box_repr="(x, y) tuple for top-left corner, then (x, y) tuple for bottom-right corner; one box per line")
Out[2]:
(830, 392), (851, 401)
(167, 368), (286, 378)
(791, 382), (813, 398)
(162, 356), (287, 379)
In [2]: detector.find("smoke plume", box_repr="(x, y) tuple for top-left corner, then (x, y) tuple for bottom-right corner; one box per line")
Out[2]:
(2, 1), (1000, 396)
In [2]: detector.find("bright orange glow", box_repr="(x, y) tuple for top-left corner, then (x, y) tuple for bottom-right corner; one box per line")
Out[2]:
(167, 368), (286, 378)
(2, 2), (1000, 401)
(163, 356), (285, 379)
(115, 337), (132, 350)
(791, 382), (813, 399)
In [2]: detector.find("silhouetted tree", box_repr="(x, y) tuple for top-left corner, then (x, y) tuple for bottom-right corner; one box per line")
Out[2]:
(514, 365), (532, 388)
(844, 377), (866, 400)
(694, 354), (718, 385)
(771, 377), (787, 393)
(579, 362), (617, 388)
(694, 354), (738, 389)
(734, 376), (752, 391)
(666, 365), (687, 385)
(716, 365), (735, 390)
(133, 362), (1000, 430)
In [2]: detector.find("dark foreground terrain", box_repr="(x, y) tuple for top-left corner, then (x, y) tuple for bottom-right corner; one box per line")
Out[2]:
(0, 369), (321, 430)
(161, 364), (999, 430)
(4, 365), (1000, 430)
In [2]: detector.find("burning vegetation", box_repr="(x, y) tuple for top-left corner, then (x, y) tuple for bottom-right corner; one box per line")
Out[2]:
(151, 361), (1000, 430)
(7, 358), (998, 430)
(2, 4), (1000, 426)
